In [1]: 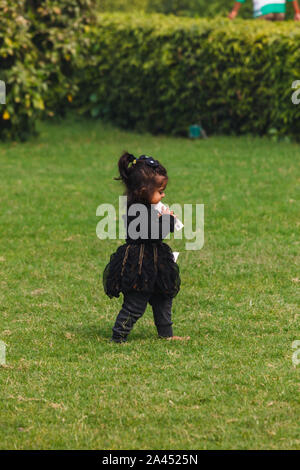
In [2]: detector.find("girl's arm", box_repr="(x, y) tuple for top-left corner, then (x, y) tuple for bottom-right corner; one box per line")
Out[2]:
(228, 1), (243, 19)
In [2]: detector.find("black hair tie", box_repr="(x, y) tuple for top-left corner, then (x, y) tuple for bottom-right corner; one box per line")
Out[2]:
(138, 155), (159, 168)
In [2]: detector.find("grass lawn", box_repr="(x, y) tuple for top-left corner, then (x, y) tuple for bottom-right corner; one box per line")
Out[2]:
(0, 113), (299, 449)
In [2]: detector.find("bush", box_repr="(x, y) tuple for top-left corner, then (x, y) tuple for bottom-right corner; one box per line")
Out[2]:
(73, 13), (300, 140)
(24, 0), (97, 118)
(0, 0), (97, 141)
(2, 6), (300, 141)
(0, 0), (46, 141)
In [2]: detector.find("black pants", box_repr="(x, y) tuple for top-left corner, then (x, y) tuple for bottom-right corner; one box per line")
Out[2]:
(111, 290), (173, 342)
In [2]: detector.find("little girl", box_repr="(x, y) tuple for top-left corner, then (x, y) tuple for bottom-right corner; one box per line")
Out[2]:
(103, 152), (190, 343)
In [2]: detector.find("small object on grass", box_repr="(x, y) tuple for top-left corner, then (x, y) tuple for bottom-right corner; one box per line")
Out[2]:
(189, 123), (207, 139)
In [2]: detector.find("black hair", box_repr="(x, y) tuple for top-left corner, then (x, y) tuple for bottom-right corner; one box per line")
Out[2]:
(115, 151), (168, 205)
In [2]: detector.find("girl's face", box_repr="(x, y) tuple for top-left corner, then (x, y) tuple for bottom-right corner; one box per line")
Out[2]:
(149, 176), (167, 204)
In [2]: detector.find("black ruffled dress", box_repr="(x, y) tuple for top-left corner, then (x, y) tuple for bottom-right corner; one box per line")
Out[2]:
(103, 202), (181, 299)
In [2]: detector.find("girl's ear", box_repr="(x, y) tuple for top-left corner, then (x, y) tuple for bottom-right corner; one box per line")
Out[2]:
(140, 186), (149, 201)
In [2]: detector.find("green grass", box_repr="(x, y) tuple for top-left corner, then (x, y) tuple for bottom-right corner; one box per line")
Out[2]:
(0, 113), (299, 449)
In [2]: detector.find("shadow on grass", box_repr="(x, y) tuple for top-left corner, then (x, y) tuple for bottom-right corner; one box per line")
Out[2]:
(66, 323), (155, 343)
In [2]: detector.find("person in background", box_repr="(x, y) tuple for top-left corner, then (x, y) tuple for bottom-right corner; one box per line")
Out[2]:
(228, 0), (300, 21)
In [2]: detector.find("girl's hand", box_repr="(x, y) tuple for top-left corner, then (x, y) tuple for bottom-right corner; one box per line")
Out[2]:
(160, 206), (176, 218)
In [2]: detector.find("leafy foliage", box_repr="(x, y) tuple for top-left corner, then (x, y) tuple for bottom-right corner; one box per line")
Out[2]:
(0, 1), (44, 141)
(74, 13), (300, 140)
(0, 0), (97, 141)
(1, 5), (300, 141)
(24, 1), (97, 117)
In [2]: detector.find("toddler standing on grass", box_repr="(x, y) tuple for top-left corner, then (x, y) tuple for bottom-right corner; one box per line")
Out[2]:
(103, 152), (190, 343)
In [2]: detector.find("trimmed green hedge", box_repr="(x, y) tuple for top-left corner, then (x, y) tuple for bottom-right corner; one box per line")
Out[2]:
(1, 8), (300, 141)
(74, 13), (300, 140)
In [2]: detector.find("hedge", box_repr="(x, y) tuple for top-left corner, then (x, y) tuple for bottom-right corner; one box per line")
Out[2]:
(1, 8), (300, 141)
(73, 13), (300, 140)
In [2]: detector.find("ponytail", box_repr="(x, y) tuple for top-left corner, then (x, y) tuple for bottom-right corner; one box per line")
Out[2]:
(114, 151), (135, 183)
